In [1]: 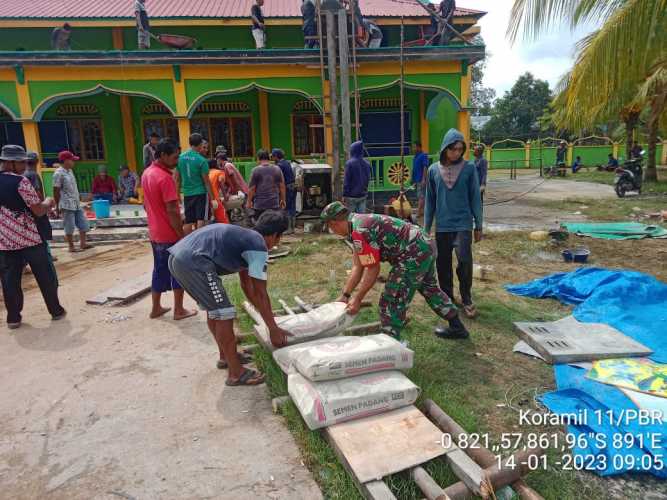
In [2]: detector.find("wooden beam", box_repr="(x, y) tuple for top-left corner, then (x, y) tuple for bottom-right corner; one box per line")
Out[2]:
(325, 9), (341, 198)
(338, 8), (352, 162)
(258, 90), (271, 151)
(294, 296), (314, 312)
(112, 27), (124, 50)
(242, 301), (265, 326)
(279, 299), (296, 316)
(424, 400), (544, 500)
(411, 467), (451, 500)
(119, 95), (138, 172)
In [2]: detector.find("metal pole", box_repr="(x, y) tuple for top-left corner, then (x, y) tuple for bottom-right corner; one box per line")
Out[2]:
(338, 8), (352, 160)
(316, 0), (326, 121)
(325, 9), (341, 198)
(398, 16), (407, 218)
(350, 0), (361, 140)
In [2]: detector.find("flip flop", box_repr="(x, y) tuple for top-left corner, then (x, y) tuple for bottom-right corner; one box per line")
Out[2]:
(80, 245), (94, 251)
(463, 304), (478, 319)
(217, 351), (253, 370)
(226, 368), (265, 387)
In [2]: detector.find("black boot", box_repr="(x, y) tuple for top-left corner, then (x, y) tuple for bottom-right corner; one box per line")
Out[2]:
(434, 314), (470, 339)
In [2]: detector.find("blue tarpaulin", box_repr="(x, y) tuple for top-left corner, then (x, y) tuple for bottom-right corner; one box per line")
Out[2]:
(507, 268), (667, 477)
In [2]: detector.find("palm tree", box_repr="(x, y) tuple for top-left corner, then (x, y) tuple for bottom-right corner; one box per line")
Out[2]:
(508, 0), (667, 181)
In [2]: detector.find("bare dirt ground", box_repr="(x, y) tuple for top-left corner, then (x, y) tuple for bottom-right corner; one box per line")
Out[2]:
(484, 173), (616, 230)
(0, 243), (322, 500)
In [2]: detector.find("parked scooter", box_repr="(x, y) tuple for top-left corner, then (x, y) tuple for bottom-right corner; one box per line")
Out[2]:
(614, 151), (644, 197)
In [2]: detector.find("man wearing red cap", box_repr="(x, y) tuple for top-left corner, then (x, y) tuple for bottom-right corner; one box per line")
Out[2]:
(53, 151), (93, 253)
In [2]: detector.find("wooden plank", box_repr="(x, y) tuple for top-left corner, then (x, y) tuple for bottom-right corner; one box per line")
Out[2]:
(242, 301), (265, 326)
(362, 480), (397, 500)
(324, 405), (449, 484)
(294, 296), (314, 312)
(105, 272), (153, 301)
(86, 293), (110, 305)
(279, 299), (296, 316)
(412, 466), (451, 500)
(444, 448), (484, 497)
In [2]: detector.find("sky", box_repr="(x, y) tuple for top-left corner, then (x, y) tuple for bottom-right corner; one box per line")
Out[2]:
(458, 0), (597, 97)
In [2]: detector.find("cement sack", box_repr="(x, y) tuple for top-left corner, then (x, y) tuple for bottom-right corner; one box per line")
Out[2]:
(288, 370), (420, 430)
(273, 334), (414, 381)
(255, 302), (354, 350)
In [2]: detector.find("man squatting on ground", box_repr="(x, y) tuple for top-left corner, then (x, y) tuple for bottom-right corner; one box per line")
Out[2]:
(425, 128), (483, 319)
(320, 201), (470, 340)
(168, 211), (293, 386)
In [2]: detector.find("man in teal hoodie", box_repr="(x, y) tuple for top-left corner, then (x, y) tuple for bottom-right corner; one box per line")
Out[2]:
(425, 129), (482, 326)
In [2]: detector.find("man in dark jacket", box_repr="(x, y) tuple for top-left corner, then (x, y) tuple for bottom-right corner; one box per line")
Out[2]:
(473, 145), (488, 205)
(343, 141), (371, 214)
(272, 148), (296, 233)
(425, 128), (482, 323)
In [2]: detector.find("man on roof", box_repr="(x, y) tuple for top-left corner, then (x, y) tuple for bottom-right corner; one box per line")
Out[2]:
(135, 0), (151, 50)
(251, 0), (267, 49)
(50, 23), (72, 51)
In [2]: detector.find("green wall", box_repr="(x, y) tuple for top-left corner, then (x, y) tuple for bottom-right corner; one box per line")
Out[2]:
(40, 93), (127, 182)
(267, 93), (302, 158)
(0, 23), (423, 52)
(29, 80), (177, 117)
(427, 91), (458, 155)
(0, 27), (114, 51)
(490, 148), (526, 168)
(0, 82), (20, 118)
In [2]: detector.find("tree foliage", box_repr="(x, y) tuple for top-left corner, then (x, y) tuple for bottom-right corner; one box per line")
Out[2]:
(470, 59), (496, 116)
(508, 0), (667, 179)
(480, 72), (552, 142)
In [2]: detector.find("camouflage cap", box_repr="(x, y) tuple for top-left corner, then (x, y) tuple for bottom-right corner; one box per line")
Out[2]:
(320, 201), (348, 222)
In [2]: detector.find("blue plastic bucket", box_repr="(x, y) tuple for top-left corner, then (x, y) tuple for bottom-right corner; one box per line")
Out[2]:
(92, 199), (111, 219)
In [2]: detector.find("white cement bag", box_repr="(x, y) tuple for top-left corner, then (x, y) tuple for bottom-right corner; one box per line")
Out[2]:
(288, 370), (420, 430)
(255, 302), (354, 349)
(273, 334), (414, 381)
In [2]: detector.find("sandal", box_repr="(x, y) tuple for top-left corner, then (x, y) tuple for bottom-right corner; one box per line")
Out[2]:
(463, 304), (478, 319)
(226, 368), (265, 386)
(217, 351), (253, 370)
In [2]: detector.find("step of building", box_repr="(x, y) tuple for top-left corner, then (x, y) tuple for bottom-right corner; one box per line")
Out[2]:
(52, 226), (149, 243)
(51, 216), (148, 230)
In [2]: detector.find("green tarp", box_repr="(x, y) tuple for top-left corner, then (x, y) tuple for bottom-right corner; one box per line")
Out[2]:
(562, 222), (667, 240)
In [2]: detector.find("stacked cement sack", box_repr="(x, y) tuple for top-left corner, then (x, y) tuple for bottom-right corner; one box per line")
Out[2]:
(255, 302), (354, 348)
(276, 333), (418, 430)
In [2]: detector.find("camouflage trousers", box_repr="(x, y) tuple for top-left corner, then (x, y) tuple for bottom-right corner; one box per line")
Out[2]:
(379, 236), (456, 337)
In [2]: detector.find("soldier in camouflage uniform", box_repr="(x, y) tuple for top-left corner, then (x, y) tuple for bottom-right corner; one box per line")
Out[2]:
(321, 201), (469, 340)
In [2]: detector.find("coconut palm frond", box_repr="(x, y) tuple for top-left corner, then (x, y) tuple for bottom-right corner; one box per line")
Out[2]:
(561, 0), (666, 127)
(507, 0), (583, 43)
(573, 0), (625, 25)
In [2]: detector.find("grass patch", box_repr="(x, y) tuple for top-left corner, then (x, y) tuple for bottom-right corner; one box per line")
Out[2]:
(526, 195), (667, 221)
(226, 230), (649, 499)
(568, 169), (667, 194)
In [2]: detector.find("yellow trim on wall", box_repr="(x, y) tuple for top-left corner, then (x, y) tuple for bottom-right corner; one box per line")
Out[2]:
(120, 96), (137, 172)
(457, 111), (470, 159)
(460, 70), (471, 107)
(419, 91), (429, 152)
(15, 81), (33, 119)
(177, 118), (191, 152)
(19, 60), (459, 85)
(25, 66), (173, 81)
(21, 121), (42, 172)
(258, 90), (271, 151)
(173, 78), (188, 117)
(322, 81), (334, 169)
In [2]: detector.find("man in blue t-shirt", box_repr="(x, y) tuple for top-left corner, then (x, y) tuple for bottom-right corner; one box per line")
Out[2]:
(412, 141), (430, 218)
(168, 211), (292, 386)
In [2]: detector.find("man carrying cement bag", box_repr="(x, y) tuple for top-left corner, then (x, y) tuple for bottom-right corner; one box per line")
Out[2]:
(320, 201), (470, 340)
(255, 302), (354, 349)
(273, 334), (414, 381)
(288, 370), (420, 430)
(168, 211), (292, 386)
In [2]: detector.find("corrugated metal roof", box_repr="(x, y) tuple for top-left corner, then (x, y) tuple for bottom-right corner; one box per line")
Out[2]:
(0, 0), (483, 20)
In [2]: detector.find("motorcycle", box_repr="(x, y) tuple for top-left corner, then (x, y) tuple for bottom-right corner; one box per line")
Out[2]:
(614, 151), (644, 198)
